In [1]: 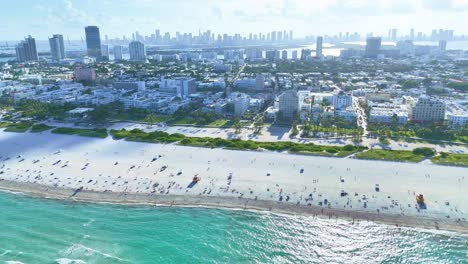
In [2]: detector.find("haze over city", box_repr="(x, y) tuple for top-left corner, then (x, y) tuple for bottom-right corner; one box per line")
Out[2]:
(2, 0), (468, 40)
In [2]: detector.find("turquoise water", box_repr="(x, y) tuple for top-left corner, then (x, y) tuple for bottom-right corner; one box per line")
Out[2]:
(0, 192), (466, 264)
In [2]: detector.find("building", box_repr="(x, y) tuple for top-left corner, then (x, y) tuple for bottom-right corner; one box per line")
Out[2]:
(233, 93), (250, 116)
(113, 81), (145, 91)
(74, 67), (96, 81)
(281, 50), (288, 60)
(159, 77), (196, 98)
(278, 90), (299, 120)
(15, 36), (38, 62)
(439, 40), (447, 51)
(292, 50), (298, 60)
(49, 34), (65, 61)
(246, 49), (263, 61)
(129, 41), (146, 62)
(397, 40), (414, 56)
(301, 49), (312, 60)
(448, 113), (468, 128)
(368, 103), (408, 125)
(101, 44), (109, 60)
(408, 97), (446, 123)
(332, 92), (353, 109)
(265, 50), (280, 61)
(85, 26), (102, 58)
(213, 64), (232, 73)
(365, 37), (382, 58)
(316, 36), (323, 58)
(113, 45), (123, 61)
(233, 75), (265, 91)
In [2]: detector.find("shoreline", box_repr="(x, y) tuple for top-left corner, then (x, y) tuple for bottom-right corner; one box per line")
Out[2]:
(1, 179), (467, 235)
(1, 130), (467, 236)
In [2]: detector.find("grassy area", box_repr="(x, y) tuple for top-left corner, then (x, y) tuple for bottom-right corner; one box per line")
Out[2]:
(166, 117), (197, 125)
(110, 128), (367, 156)
(207, 119), (233, 127)
(431, 153), (468, 167)
(52, 127), (108, 138)
(4, 122), (33, 132)
(355, 149), (427, 163)
(0, 121), (13, 128)
(30, 123), (54, 133)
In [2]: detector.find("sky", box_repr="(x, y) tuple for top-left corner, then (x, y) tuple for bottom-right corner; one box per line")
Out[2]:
(2, 0), (468, 41)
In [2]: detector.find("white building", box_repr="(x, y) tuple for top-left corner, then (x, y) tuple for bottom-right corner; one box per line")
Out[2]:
(159, 77), (197, 98)
(332, 92), (353, 109)
(113, 81), (145, 91)
(408, 96), (445, 122)
(233, 93), (250, 116)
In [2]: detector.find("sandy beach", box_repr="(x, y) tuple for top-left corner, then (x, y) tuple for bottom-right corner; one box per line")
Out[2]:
(0, 130), (467, 233)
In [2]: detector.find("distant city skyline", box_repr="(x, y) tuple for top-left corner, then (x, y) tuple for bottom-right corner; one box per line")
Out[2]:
(2, 0), (468, 41)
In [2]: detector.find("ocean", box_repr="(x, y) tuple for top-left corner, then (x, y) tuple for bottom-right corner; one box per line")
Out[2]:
(0, 191), (466, 264)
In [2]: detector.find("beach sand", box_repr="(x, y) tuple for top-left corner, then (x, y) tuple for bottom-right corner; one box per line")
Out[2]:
(0, 130), (467, 233)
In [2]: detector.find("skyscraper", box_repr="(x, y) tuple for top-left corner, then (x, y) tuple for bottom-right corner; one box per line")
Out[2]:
(129, 41), (146, 62)
(85, 26), (102, 58)
(101, 44), (109, 60)
(365, 37), (382, 58)
(439, 40), (447, 51)
(316, 36), (323, 58)
(113, 45), (123, 61)
(391, 29), (397, 41)
(49, 34), (65, 61)
(15, 35), (38, 62)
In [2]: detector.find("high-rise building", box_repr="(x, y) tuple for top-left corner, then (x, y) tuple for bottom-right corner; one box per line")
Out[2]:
(49, 34), (65, 61)
(15, 35), (38, 62)
(438, 40), (447, 51)
(391, 29), (397, 41)
(410, 28), (415, 40)
(278, 90), (299, 121)
(292, 50), (298, 60)
(129, 41), (146, 62)
(101, 44), (109, 60)
(281, 50), (288, 60)
(271, 31), (277, 42)
(316, 36), (323, 58)
(113, 45), (123, 61)
(289, 30), (293, 40)
(365, 37), (382, 58)
(85, 26), (102, 58)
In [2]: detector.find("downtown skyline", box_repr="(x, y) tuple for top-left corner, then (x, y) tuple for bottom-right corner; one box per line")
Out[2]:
(2, 0), (468, 41)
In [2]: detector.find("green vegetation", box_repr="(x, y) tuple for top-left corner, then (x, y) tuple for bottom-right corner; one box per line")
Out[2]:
(110, 129), (184, 143)
(431, 152), (468, 167)
(110, 128), (367, 157)
(52, 127), (108, 138)
(378, 137), (390, 145)
(398, 79), (419, 89)
(355, 149), (428, 163)
(14, 99), (74, 120)
(30, 123), (54, 133)
(368, 123), (468, 143)
(0, 121), (12, 128)
(412, 147), (435, 157)
(447, 82), (468, 92)
(4, 122), (33, 132)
